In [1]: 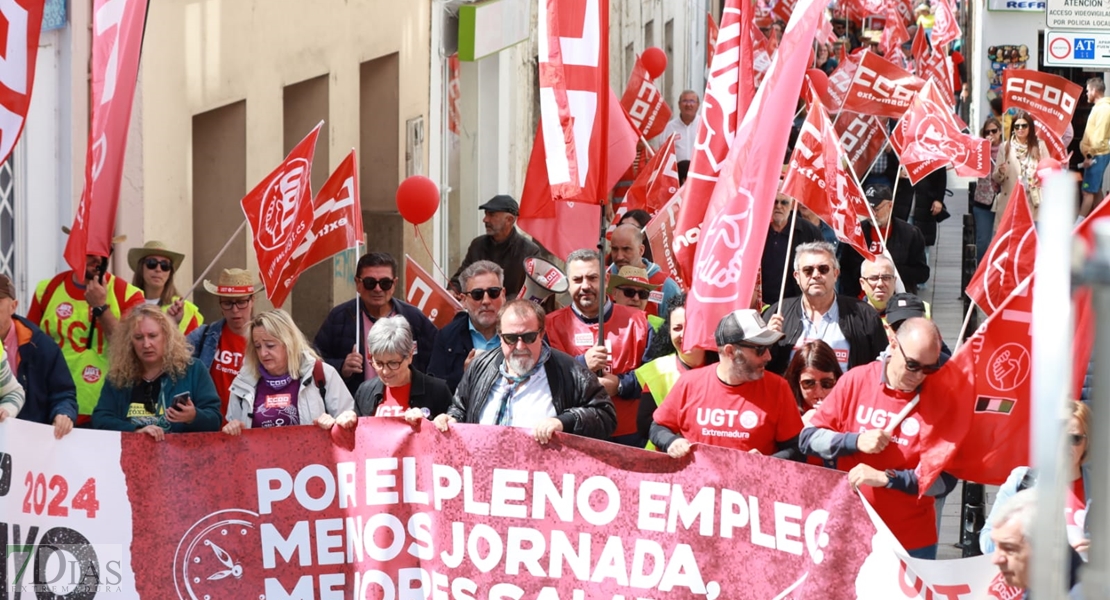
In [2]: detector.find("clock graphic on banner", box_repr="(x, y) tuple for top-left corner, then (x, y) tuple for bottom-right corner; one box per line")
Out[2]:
(173, 509), (264, 600)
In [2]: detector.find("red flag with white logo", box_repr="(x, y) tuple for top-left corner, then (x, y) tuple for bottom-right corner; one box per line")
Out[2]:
(826, 53), (859, 111)
(707, 12), (720, 70)
(772, 0), (797, 25)
(929, 0), (961, 49)
(623, 134), (679, 214)
(268, 150), (363, 307)
(784, 101), (876, 260)
(836, 111), (888, 179)
(1002, 69), (1082, 138)
(670, 0), (756, 288)
(240, 123), (321, 307)
(1070, 196), (1110, 399)
(537, 0), (584, 202)
(841, 50), (924, 119)
(965, 185), (1036, 317)
(684, 0), (826, 352)
(620, 56), (672, 139)
(405, 255), (463, 329)
(910, 20), (928, 76)
(0, 0), (44, 168)
(892, 82), (990, 183)
(1036, 121), (1070, 162)
(879, 0), (910, 58)
(645, 194), (684, 289)
(918, 46), (955, 108)
(64, 0), (150, 272)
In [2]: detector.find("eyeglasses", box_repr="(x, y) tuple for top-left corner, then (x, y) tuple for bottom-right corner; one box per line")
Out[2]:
(737, 342), (771, 356)
(775, 199), (792, 206)
(1070, 433), (1088, 446)
(144, 258), (172, 272)
(985, 128), (1000, 135)
(219, 298), (251, 310)
(358, 276), (395, 291)
(863, 274), (896, 284)
(371, 357), (407, 371)
(617, 287), (651, 300)
(1012, 123), (1029, 130)
(465, 287), (503, 301)
(800, 378), (837, 390)
(896, 343), (942, 374)
(801, 264), (832, 277)
(500, 331), (542, 346)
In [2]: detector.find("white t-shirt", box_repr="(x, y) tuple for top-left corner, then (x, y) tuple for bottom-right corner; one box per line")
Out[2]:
(657, 116), (698, 162)
(478, 367), (558, 429)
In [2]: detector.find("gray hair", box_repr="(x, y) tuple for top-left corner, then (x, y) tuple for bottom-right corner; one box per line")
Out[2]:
(1088, 77), (1106, 94)
(793, 241), (840, 271)
(365, 315), (414, 358)
(459, 260), (504, 290)
(991, 488), (1036, 540)
(861, 255), (895, 276)
(566, 248), (601, 266)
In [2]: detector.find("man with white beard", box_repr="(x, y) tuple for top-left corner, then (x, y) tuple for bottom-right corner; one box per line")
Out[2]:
(433, 299), (616, 444)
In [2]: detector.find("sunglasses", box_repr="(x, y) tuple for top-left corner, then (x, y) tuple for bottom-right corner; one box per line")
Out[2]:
(863, 274), (896, 284)
(985, 128), (1000, 134)
(896, 343), (942, 374)
(358, 276), (395, 291)
(617, 287), (651, 300)
(465, 287), (503, 301)
(737, 342), (771, 356)
(1012, 123), (1029, 130)
(500, 331), (542, 345)
(218, 298), (251, 310)
(1070, 433), (1088, 447)
(801, 264), (832, 277)
(800, 377), (837, 390)
(144, 258), (172, 272)
(371, 357), (407, 371)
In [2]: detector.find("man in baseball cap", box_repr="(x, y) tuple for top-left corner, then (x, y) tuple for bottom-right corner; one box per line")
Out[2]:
(449, 194), (543, 297)
(837, 183), (929, 299)
(650, 309), (803, 460)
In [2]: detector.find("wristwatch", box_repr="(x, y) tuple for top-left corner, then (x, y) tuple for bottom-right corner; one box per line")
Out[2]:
(91, 304), (109, 318)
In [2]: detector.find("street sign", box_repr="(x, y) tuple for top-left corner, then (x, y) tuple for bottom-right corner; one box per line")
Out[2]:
(1047, 0), (1110, 29)
(1044, 30), (1110, 67)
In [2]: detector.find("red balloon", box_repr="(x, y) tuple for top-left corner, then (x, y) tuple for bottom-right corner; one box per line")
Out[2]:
(805, 69), (836, 110)
(396, 176), (440, 225)
(641, 47), (667, 79)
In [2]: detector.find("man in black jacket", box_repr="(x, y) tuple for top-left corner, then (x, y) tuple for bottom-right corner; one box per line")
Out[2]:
(427, 260), (506, 392)
(433, 299), (615, 443)
(838, 184), (930, 298)
(448, 195), (542, 297)
(314, 252), (438, 396)
(764, 241), (888, 375)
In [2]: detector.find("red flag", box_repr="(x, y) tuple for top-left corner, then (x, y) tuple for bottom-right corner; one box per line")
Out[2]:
(447, 53), (461, 136)
(623, 135), (679, 214)
(268, 151), (363, 307)
(1036, 121), (1070, 162)
(1070, 196), (1110, 399)
(537, 0), (583, 202)
(64, 0), (150, 272)
(826, 53), (859, 110)
(1002, 69), (1082, 138)
(707, 12), (720, 70)
(918, 46), (955, 108)
(965, 186), (1037, 316)
(645, 193), (685, 289)
(910, 23), (929, 77)
(620, 56), (672, 139)
(241, 123), (321, 307)
(893, 83), (990, 183)
(670, 0), (756, 287)
(879, 0), (910, 58)
(836, 111), (888, 179)
(772, 0), (797, 25)
(0, 0), (44, 167)
(685, 0), (826, 351)
(841, 50), (924, 119)
(930, 0), (961, 49)
(784, 103), (875, 260)
(405, 255), (463, 329)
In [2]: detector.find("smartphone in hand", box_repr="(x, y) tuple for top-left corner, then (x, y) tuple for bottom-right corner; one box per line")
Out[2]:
(171, 392), (191, 411)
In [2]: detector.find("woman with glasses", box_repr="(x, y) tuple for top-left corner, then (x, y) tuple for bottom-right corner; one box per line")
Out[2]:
(782, 340), (843, 425)
(992, 110), (1049, 228)
(92, 305), (221, 438)
(980, 400), (1092, 559)
(223, 309), (356, 435)
(354, 316), (452, 422)
(973, 117), (1004, 263)
(128, 241), (204, 334)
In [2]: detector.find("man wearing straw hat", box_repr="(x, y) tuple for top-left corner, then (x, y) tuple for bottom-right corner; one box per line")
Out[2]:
(607, 224), (679, 319)
(186, 268), (258, 421)
(606, 265), (663, 331)
(27, 228), (145, 424)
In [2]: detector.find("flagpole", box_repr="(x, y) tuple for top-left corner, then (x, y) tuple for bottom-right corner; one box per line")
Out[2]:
(355, 240), (364, 361)
(775, 202), (800, 316)
(954, 302), (976, 351)
(596, 0), (610, 355)
(182, 219), (248, 299)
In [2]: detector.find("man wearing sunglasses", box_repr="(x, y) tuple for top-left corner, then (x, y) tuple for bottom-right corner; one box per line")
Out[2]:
(800, 318), (958, 560)
(764, 242), (888, 376)
(607, 224), (680, 319)
(427, 261), (506, 392)
(314, 252), (438, 396)
(447, 195), (542, 298)
(605, 265), (663, 330)
(650, 309), (803, 459)
(548, 249), (652, 447)
(836, 184), (929, 299)
(433, 299), (615, 443)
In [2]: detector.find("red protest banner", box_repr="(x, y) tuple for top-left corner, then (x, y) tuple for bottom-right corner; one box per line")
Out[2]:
(620, 57), (672, 139)
(841, 51), (924, 119)
(1002, 69), (1082, 138)
(405, 254), (462, 328)
(64, 0), (150, 271)
(241, 123), (321, 306)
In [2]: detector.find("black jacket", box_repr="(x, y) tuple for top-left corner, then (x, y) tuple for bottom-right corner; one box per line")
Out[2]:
(426, 311), (474, 392)
(449, 228), (542, 296)
(447, 345), (616, 440)
(911, 168), (947, 246)
(12, 315), (78, 425)
(762, 218), (825, 302)
(314, 298), (438, 396)
(838, 218), (929, 298)
(762, 296), (889, 375)
(353, 367), (453, 419)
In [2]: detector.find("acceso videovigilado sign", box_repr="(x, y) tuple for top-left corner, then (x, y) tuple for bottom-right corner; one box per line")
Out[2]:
(1045, 30), (1110, 67)
(1048, 0), (1110, 28)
